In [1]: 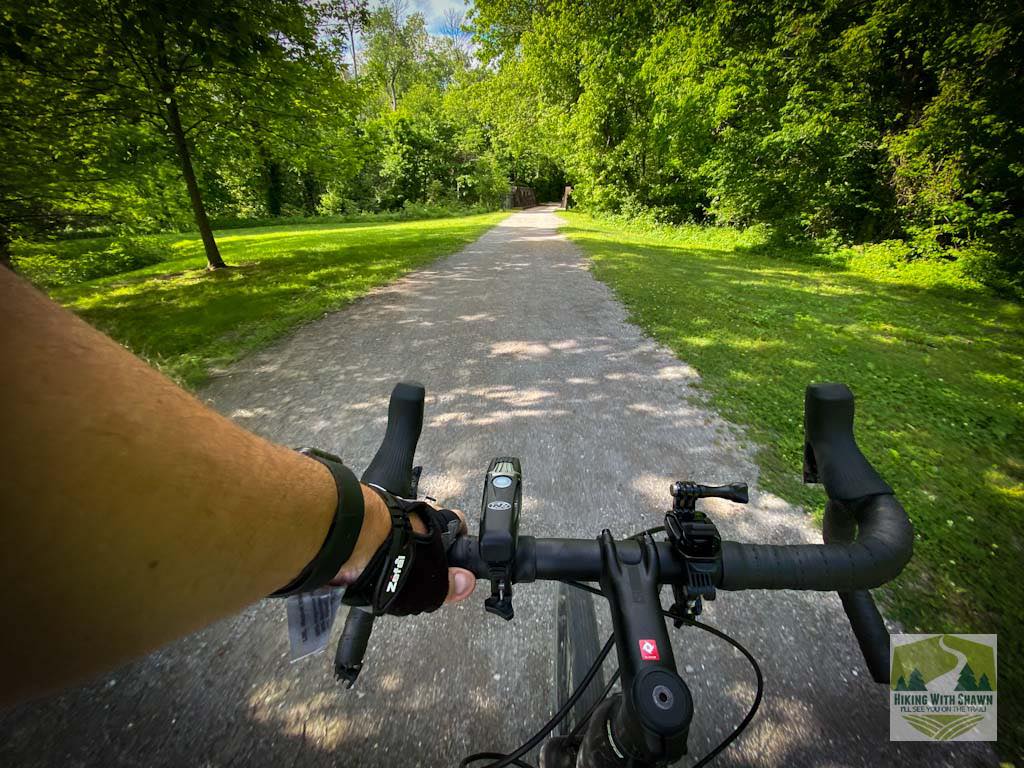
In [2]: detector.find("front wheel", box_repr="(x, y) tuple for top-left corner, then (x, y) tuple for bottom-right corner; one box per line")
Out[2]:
(554, 582), (605, 736)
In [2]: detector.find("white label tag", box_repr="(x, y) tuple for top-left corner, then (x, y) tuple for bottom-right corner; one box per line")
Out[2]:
(285, 587), (345, 662)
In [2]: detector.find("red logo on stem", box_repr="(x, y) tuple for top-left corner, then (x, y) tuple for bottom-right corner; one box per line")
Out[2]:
(639, 639), (660, 661)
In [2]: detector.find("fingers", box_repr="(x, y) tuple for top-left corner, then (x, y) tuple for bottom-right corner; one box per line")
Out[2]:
(408, 506), (466, 535)
(442, 508), (472, 604)
(438, 507), (471, 604)
(449, 507), (468, 534)
(445, 567), (477, 604)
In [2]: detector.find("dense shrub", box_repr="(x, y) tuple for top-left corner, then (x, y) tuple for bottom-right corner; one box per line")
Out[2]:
(13, 236), (168, 288)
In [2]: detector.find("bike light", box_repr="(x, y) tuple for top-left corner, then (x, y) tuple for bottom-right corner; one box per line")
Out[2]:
(479, 457), (522, 620)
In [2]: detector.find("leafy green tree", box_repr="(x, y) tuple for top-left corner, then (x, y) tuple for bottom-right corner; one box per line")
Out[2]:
(471, 0), (1024, 291)
(318, 0), (370, 79)
(452, 63), (564, 201)
(201, 33), (365, 218)
(363, 1), (429, 111)
(2, 0), (316, 269)
(1, 17), (191, 266)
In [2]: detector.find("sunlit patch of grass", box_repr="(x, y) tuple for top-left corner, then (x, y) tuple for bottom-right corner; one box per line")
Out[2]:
(26, 212), (507, 386)
(560, 209), (1024, 756)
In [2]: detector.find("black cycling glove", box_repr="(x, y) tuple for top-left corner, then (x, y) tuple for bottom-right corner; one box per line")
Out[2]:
(342, 490), (462, 616)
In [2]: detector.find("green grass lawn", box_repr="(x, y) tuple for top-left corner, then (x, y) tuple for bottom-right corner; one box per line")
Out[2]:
(560, 210), (1023, 758)
(16, 212), (507, 386)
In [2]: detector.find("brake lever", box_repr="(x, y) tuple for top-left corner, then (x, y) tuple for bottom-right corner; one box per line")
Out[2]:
(335, 606), (374, 688)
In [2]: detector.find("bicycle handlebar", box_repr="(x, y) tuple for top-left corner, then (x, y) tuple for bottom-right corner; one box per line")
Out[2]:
(803, 382), (892, 501)
(718, 494), (912, 591)
(355, 379), (912, 607)
(441, 382), (912, 595)
(446, 489), (911, 593)
(335, 382), (426, 688)
(338, 380), (913, 765)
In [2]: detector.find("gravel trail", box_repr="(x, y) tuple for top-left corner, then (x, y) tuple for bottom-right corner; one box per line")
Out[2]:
(0, 206), (995, 767)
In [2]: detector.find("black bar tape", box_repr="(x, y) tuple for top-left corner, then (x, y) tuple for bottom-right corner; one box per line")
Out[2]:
(718, 494), (912, 591)
(270, 449), (365, 597)
(839, 589), (891, 683)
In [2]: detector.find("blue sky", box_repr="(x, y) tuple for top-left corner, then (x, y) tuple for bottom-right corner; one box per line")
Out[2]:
(410, 0), (471, 35)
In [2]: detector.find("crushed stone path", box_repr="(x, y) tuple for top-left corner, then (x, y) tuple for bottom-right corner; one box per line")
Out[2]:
(0, 206), (996, 767)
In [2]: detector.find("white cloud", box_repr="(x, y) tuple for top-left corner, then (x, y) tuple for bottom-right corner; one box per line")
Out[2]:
(409, 0), (471, 34)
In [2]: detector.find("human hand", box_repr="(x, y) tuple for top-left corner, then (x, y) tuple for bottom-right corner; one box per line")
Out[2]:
(333, 486), (476, 607)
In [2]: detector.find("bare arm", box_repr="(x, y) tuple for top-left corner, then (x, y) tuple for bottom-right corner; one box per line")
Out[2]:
(0, 268), (403, 705)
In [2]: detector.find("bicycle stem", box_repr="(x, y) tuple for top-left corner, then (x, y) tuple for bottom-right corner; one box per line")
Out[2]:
(598, 531), (692, 764)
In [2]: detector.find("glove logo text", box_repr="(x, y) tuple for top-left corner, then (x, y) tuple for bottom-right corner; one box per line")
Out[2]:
(385, 555), (407, 593)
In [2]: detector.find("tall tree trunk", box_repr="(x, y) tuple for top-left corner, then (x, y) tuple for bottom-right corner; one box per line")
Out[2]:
(165, 96), (226, 270)
(347, 21), (359, 79)
(266, 159), (284, 216)
(0, 225), (12, 271)
(300, 171), (320, 216)
(388, 72), (398, 110)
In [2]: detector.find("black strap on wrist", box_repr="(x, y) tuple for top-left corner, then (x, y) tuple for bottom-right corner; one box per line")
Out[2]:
(270, 448), (365, 598)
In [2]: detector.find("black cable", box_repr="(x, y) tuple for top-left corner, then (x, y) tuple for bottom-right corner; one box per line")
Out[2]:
(558, 581), (764, 767)
(563, 579), (602, 597)
(462, 526), (763, 768)
(631, 525), (665, 539)
(459, 635), (616, 768)
(675, 617), (763, 768)
(568, 668), (620, 739)
(458, 753), (534, 768)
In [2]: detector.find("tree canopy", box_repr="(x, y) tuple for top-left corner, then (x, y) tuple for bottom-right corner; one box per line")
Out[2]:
(2, 0), (1021, 292)
(0, 0), (522, 268)
(471, 0), (1024, 293)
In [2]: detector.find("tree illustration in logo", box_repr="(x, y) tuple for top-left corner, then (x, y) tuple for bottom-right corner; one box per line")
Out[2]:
(942, 635), (997, 692)
(977, 673), (992, 691)
(891, 636), (956, 690)
(955, 662), (978, 691)
(906, 668), (928, 691)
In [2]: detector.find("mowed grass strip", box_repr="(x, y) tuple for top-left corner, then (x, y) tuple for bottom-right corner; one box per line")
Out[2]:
(560, 209), (1022, 756)
(23, 212), (507, 386)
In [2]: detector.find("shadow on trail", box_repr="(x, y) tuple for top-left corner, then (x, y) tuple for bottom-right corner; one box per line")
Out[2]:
(0, 208), (998, 768)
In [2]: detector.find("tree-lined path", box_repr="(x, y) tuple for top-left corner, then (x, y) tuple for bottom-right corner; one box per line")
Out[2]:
(0, 209), (996, 767)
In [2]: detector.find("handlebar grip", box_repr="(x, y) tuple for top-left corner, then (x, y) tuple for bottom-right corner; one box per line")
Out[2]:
(804, 384), (891, 502)
(360, 381), (425, 497)
(700, 483), (748, 504)
(719, 494), (912, 591)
